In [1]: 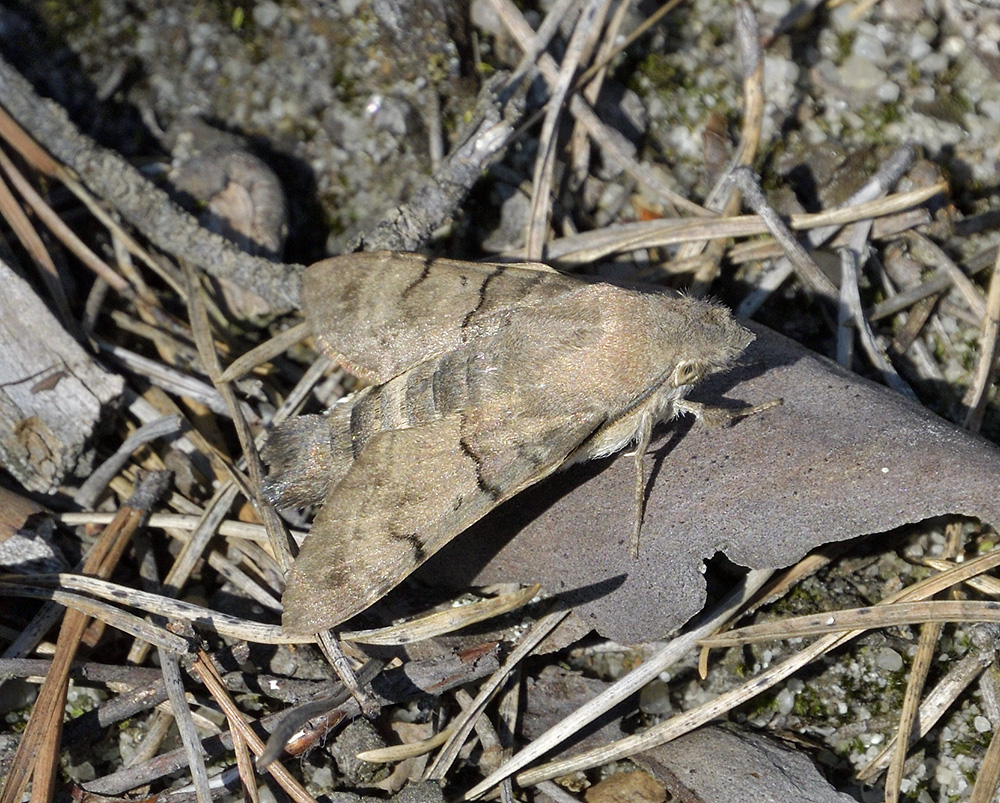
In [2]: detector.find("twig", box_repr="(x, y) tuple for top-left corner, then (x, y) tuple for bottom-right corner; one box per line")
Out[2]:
(160, 650), (213, 803)
(686, 0), (765, 292)
(728, 167), (838, 300)
(489, 0), (711, 218)
(425, 608), (569, 780)
(0, 54), (302, 311)
(0, 472), (171, 803)
(355, 72), (525, 253)
(738, 144), (919, 318)
(462, 569), (773, 799)
(526, 0), (610, 258)
(858, 625), (998, 781)
(257, 658), (385, 770)
(837, 221), (917, 398)
(74, 415), (184, 508)
(962, 246), (1000, 432)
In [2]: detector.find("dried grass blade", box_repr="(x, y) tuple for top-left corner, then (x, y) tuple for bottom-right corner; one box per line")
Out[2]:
(0, 166), (71, 321)
(921, 557), (1000, 596)
(526, 0), (610, 259)
(688, 0), (765, 290)
(0, 578), (191, 652)
(0, 573), (294, 644)
(700, 599), (1000, 646)
(183, 260), (297, 573)
(489, 0), (709, 216)
(75, 414), (184, 509)
(541, 182), (946, 264)
(507, 548), (1000, 792)
(341, 584), (541, 645)
(907, 231), (987, 321)
(461, 569), (773, 800)
(969, 724), (1000, 803)
(357, 726), (455, 763)
(425, 608), (568, 780)
(159, 649), (212, 803)
(0, 103), (61, 175)
(218, 321), (310, 384)
(0, 472), (170, 803)
(127, 482), (243, 667)
(192, 650), (319, 803)
(0, 146), (129, 294)
(567, 0), (628, 189)
(514, 627), (845, 790)
(838, 221), (916, 397)
(858, 635), (996, 780)
(230, 718), (262, 803)
(729, 166), (837, 299)
(882, 521), (964, 803)
(962, 245), (1000, 431)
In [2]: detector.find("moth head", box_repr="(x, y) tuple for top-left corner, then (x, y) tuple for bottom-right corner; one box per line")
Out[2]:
(669, 359), (707, 388)
(676, 299), (755, 372)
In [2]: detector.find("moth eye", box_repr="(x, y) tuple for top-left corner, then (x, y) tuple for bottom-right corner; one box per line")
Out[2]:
(670, 361), (705, 387)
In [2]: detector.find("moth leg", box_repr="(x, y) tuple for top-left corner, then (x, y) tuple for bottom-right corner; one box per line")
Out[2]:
(675, 397), (782, 429)
(624, 410), (654, 558)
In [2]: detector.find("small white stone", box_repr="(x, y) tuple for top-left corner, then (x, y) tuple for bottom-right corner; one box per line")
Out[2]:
(876, 647), (903, 672)
(920, 52), (949, 75)
(907, 34), (932, 61)
(760, 0), (791, 15)
(639, 679), (673, 715)
(876, 81), (900, 103)
(853, 31), (887, 63)
(776, 687), (796, 715)
(838, 55), (887, 91)
(252, 1), (281, 29)
(980, 99), (1000, 122)
(941, 35), (965, 57)
(974, 715), (992, 733)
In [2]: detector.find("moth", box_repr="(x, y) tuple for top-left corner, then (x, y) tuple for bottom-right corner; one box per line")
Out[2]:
(264, 251), (754, 636)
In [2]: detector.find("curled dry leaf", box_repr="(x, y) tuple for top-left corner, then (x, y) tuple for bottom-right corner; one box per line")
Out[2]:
(419, 324), (1000, 643)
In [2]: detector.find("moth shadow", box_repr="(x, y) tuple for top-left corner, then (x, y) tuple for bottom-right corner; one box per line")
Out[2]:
(409, 453), (631, 616)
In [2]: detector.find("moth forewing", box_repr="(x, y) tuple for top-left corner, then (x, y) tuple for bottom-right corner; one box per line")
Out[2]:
(267, 252), (754, 635)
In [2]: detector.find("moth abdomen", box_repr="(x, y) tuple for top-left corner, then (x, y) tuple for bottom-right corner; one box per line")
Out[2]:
(262, 401), (358, 508)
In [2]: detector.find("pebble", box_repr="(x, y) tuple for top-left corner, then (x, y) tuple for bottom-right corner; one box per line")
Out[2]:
(765, 55), (800, 108)
(907, 34), (932, 61)
(639, 678), (674, 715)
(838, 55), (888, 91)
(875, 647), (903, 672)
(853, 30), (887, 63)
(877, 81), (901, 103)
(252, 1), (281, 29)
(776, 687), (796, 715)
(980, 99), (1000, 122)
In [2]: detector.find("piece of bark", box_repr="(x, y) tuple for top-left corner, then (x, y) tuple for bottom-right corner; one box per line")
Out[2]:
(0, 258), (123, 493)
(418, 323), (1000, 644)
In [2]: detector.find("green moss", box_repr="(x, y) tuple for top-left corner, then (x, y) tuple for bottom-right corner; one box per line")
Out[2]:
(836, 31), (856, 60)
(792, 684), (834, 719)
(851, 104), (904, 145)
(635, 52), (692, 94)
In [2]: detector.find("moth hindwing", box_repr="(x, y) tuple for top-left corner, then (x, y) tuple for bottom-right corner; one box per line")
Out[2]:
(264, 251), (753, 635)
